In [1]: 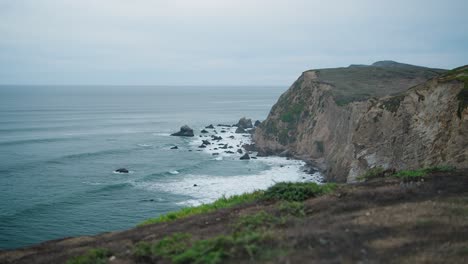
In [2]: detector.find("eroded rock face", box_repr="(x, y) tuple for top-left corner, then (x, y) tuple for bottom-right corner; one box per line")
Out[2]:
(254, 64), (468, 182)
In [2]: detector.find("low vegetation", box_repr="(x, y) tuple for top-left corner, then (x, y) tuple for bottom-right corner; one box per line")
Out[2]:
(358, 165), (456, 181)
(140, 182), (336, 226)
(140, 191), (264, 226)
(263, 182), (337, 202)
(66, 248), (112, 264)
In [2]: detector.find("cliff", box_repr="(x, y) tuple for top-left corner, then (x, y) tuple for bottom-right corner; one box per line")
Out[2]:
(254, 62), (468, 182)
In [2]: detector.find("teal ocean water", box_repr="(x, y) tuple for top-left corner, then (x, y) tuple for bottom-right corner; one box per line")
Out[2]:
(0, 86), (321, 250)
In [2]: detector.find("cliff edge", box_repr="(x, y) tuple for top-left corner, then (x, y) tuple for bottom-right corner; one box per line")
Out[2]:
(254, 62), (468, 182)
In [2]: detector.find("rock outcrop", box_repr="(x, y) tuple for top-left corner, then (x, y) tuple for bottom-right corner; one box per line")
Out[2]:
(254, 62), (468, 182)
(171, 125), (194, 137)
(236, 117), (253, 129)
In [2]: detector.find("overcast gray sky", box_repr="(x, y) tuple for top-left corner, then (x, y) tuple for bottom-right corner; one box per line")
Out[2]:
(0, 0), (467, 85)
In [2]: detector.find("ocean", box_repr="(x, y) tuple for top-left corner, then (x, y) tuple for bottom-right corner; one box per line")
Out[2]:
(0, 85), (321, 250)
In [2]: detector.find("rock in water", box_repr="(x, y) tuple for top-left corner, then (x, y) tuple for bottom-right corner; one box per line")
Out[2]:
(240, 153), (250, 160)
(115, 168), (129, 173)
(237, 149), (243, 154)
(235, 127), (246, 134)
(254, 120), (261, 127)
(170, 146), (178, 149)
(236, 117), (253, 129)
(202, 140), (211, 145)
(201, 129), (209, 134)
(205, 124), (215, 129)
(171, 125), (194, 137)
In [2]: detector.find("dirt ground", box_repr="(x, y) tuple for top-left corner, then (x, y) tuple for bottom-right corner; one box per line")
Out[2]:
(1, 169), (467, 264)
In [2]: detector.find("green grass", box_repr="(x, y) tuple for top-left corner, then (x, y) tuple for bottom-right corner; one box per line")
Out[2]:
(263, 182), (337, 202)
(66, 248), (112, 264)
(134, 213), (283, 264)
(314, 64), (445, 106)
(357, 167), (385, 181)
(133, 233), (192, 260)
(278, 201), (306, 217)
(133, 231), (273, 264)
(394, 165), (456, 180)
(141, 181), (337, 226)
(139, 191), (264, 226)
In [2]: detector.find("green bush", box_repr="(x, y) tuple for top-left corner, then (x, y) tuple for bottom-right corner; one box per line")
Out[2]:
(263, 182), (336, 202)
(140, 191), (264, 226)
(66, 248), (112, 264)
(233, 211), (280, 232)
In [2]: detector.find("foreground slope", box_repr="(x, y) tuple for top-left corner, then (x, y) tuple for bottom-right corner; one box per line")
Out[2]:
(254, 62), (467, 182)
(1, 169), (467, 264)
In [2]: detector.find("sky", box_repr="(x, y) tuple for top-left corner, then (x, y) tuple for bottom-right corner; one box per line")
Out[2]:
(0, 0), (467, 86)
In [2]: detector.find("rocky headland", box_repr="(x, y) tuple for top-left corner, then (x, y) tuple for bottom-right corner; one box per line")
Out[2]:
(254, 61), (468, 182)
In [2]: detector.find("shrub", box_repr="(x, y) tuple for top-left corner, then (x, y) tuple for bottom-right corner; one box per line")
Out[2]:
(263, 182), (336, 202)
(66, 248), (112, 264)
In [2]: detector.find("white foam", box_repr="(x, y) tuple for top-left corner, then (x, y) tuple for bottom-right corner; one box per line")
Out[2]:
(190, 125), (253, 159)
(152, 133), (171, 136)
(134, 157), (322, 206)
(169, 170), (180, 175)
(137, 143), (152, 147)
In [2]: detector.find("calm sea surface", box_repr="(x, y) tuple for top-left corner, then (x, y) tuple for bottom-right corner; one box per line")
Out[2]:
(0, 85), (320, 249)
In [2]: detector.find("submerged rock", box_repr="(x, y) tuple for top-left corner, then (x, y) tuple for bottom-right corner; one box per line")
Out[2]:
(240, 153), (250, 160)
(171, 125), (194, 137)
(115, 168), (129, 173)
(170, 146), (178, 150)
(235, 127), (246, 134)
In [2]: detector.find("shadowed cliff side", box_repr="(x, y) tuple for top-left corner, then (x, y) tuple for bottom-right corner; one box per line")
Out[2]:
(254, 62), (467, 182)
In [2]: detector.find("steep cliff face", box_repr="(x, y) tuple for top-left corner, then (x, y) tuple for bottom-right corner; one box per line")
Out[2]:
(254, 62), (468, 182)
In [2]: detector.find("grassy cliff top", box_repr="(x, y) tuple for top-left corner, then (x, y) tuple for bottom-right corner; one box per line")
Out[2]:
(307, 61), (447, 105)
(2, 168), (468, 264)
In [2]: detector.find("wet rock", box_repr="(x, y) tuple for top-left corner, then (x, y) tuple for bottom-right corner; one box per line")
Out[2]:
(205, 124), (215, 129)
(115, 168), (129, 173)
(171, 125), (194, 137)
(193, 184), (198, 187)
(221, 130), (227, 133)
(236, 117), (253, 129)
(221, 144), (228, 149)
(237, 149), (243, 154)
(254, 120), (261, 127)
(225, 151), (235, 154)
(170, 146), (178, 149)
(212, 153), (219, 156)
(198, 145), (207, 148)
(211, 135), (223, 141)
(201, 129), (209, 134)
(242, 144), (256, 152)
(229, 135), (235, 139)
(240, 153), (250, 160)
(235, 127), (247, 134)
(251, 156), (257, 159)
(202, 140), (211, 145)
(217, 124), (231, 127)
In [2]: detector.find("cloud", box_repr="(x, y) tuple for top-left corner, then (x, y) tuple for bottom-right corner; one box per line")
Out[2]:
(0, 0), (467, 85)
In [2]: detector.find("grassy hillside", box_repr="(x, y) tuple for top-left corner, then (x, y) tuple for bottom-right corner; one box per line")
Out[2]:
(313, 60), (446, 105)
(2, 168), (467, 264)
